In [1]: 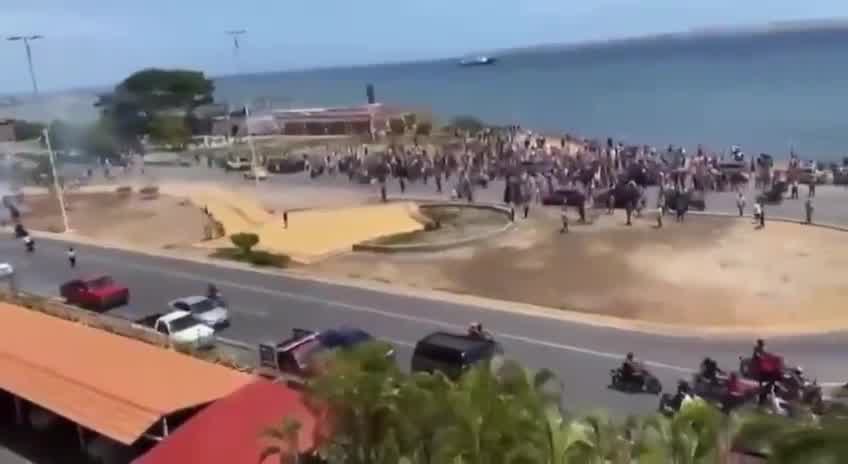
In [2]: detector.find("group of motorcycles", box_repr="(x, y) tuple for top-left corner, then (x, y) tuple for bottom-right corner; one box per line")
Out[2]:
(609, 350), (824, 418)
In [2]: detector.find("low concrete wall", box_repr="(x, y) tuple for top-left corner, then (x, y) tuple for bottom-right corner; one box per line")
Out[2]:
(353, 202), (514, 253)
(687, 210), (848, 233)
(0, 289), (170, 347)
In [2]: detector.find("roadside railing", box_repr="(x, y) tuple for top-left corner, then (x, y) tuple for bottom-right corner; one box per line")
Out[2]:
(0, 288), (254, 372)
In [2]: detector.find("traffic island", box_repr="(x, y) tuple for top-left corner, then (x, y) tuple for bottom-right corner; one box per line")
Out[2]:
(352, 202), (514, 253)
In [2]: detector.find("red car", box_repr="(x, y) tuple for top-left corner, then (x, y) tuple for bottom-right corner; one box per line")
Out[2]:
(60, 275), (129, 311)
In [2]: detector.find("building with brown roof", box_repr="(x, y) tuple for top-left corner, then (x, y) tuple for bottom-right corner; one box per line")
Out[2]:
(134, 379), (322, 464)
(0, 302), (253, 447)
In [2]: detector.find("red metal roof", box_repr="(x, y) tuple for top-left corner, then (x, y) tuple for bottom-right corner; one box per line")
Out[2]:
(133, 379), (319, 464)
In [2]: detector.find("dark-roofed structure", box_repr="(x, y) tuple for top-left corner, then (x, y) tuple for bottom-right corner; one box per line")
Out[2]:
(133, 379), (320, 464)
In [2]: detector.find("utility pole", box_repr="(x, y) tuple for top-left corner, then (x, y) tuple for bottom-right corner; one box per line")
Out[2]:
(225, 30), (259, 189)
(44, 127), (70, 233)
(6, 35), (44, 97)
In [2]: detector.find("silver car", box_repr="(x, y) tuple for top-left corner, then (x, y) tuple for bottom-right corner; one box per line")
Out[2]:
(168, 295), (230, 328)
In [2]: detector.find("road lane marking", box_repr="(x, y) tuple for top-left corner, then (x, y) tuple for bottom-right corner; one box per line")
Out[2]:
(74, 252), (695, 374)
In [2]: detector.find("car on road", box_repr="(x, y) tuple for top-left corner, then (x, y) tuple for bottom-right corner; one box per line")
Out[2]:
(258, 327), (392, 382)
(134, 311), (216, 349)
(411, 331), (503, 380)
(225, 157), (251, 171)
(244, 166), (269, 180)
(168, 295), (229, 328)
(59, 275), (129, 311)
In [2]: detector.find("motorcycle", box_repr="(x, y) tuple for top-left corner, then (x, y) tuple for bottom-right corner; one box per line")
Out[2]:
(609, 366), (662, 394)
(23, 237), (34, 253)
(779, 372), (824, 413)
(658, 392), (697, 417)
(739, 353), (786, 384)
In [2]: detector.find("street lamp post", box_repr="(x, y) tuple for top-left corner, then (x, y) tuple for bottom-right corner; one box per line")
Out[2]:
(43, 128), (70, 233)
(225, 29), (259, 189)
(6, 35), (43, 96)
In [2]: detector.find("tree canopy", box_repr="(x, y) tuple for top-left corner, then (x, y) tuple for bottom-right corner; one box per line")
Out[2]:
(95, 68), (215, 142)
(148, 115), (190, 149)
(287, 343), (848, 464)
(117, 68), (215, 111)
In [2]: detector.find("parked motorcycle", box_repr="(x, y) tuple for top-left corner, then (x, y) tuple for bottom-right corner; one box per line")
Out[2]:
(609, 366), (662, 394)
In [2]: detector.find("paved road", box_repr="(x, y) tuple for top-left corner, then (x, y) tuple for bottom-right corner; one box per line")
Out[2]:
(2, 233), (846, 417)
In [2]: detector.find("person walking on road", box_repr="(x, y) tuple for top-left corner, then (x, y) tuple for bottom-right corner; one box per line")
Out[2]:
(754, 201), (765, 228)
(736, 192), (746, 217)
(805, 198), (814, 224)
(560, 203), (569, 233)
(67, 247), (77, 268)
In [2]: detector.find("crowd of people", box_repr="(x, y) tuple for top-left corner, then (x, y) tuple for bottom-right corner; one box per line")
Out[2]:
(293, 127), (825, 229)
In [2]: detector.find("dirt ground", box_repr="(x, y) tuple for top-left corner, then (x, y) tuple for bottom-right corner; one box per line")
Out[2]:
(310, 209), (848, 329)
(20, 191), (208, 249)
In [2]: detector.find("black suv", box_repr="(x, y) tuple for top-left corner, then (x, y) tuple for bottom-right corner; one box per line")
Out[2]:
(411, 331), (502, 380)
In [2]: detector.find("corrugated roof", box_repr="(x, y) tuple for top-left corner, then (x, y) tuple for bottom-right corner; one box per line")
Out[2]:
(0, 303), (253, 445)
(133, 379), (319, 464)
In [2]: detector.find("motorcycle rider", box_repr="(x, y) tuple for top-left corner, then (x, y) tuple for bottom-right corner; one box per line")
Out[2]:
(753, 339), (766, 360)
(467, 322), (486, 339)
(674, 380), (692, 405)
(207, 283), (221, 301)
(23, 235), (34, 253)
(700, 357), (724, 384)
(621, 352), (643, 384)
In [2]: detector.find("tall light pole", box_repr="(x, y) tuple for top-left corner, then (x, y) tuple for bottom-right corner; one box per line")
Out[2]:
(43, 127), (70, 233)
(225, 30), (260, 189)
(6, 35), (44, 97)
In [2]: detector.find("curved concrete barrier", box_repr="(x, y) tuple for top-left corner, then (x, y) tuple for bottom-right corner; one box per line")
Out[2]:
(353, 202), (514, 253)
(687, 210), (848, 233)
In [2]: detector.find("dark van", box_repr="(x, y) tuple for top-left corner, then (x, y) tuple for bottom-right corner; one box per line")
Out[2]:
(411, 332), (502, 380)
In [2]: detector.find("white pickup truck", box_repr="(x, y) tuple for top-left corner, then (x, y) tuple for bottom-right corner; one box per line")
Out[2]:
(134, 310), (216, 349)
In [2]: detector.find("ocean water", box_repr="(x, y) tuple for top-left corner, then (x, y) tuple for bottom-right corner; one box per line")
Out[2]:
(215, 28), (848, 160)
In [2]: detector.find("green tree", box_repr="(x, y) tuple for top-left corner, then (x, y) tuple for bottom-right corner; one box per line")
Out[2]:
(415, 121), (433, 136)
(230, 232), (260, 256)
(118, 68), (215, 110)
(402, 113), (417, 132)
(149, 115), (190, 149)
(449, 115), (485, 134)
(388, 118), (406, 136)
(306, 342), (405, 464)
(13, 120), (45, 141)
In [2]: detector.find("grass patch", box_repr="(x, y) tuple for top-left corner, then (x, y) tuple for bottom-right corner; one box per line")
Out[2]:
(211, 248), (290, 268)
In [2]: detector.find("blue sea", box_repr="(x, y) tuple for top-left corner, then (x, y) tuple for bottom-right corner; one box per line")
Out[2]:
(215, 28), (848, 160)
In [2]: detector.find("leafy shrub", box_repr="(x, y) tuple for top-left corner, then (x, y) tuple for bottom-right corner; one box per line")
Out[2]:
(139, 185), (159, 199)
(248, 250), (289, 267)
(230, 232), (259, 255)
(116, 186), (132, 196)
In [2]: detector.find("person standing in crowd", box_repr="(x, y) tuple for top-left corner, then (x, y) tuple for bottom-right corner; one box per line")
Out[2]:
(754, 201), (765, 228)
(67, 247), (77, 268)
(736, 191), (746, 217)
(560, 201), (569, 233)
(808, 180), (816, 198)
(790, 180), (799, 199)
(805, 197), (814, 224)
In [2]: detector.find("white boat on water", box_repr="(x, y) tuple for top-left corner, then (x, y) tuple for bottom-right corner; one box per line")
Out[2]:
(459, 56), (497, 66)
